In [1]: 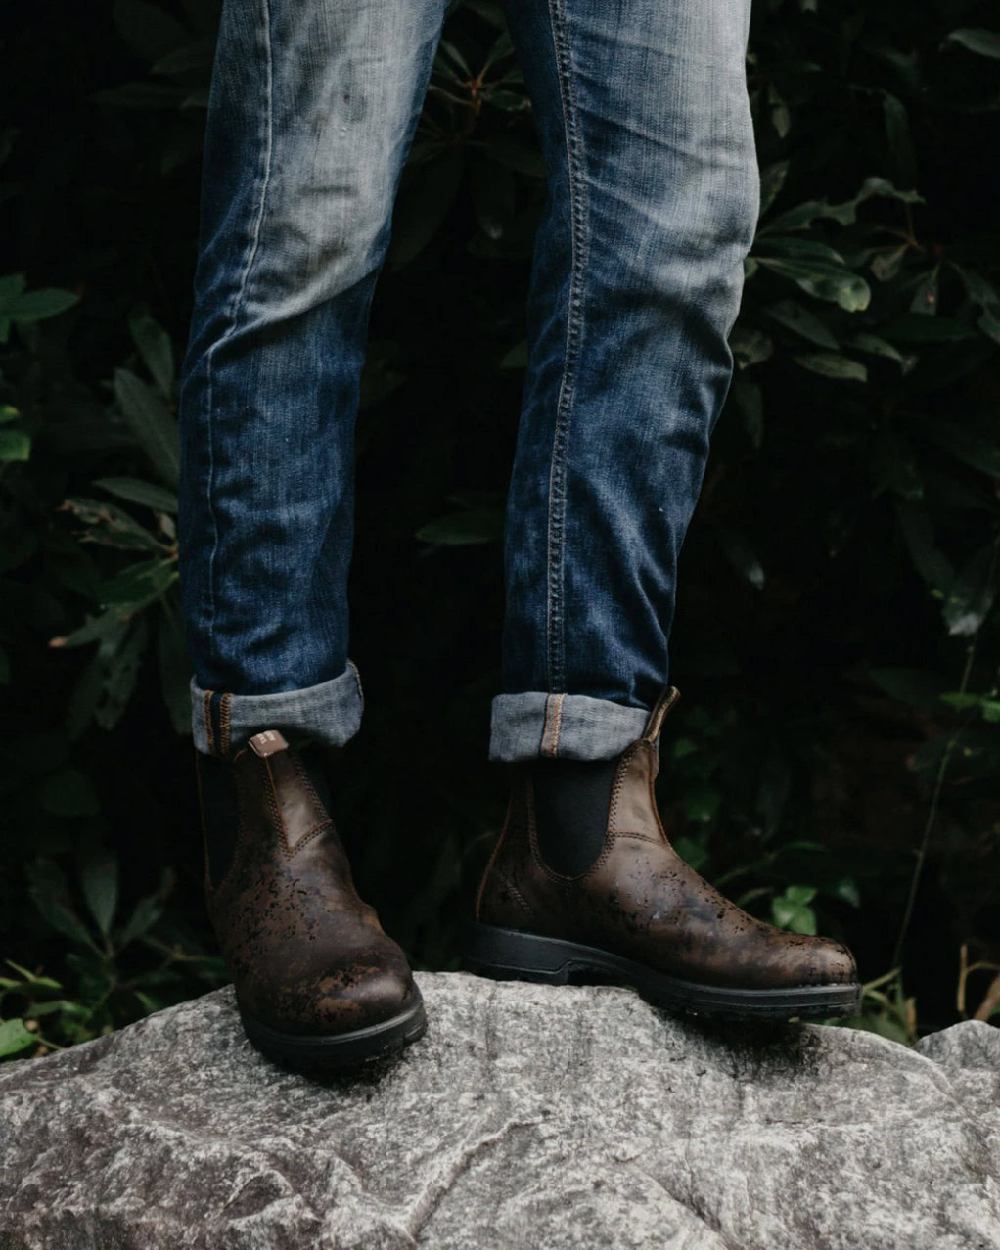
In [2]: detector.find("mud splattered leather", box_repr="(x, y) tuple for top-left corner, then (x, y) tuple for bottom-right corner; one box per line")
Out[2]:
(194, 730), (421, 1042)
(475, 687), (857, 994)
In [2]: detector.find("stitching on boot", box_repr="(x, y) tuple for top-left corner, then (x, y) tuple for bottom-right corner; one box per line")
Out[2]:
(495, 868), (532, 916)
(476, 772), (522, 919)
(607, 742), (638, 834)
(260, 756), (286, 852)
(283, 754), (334, 855)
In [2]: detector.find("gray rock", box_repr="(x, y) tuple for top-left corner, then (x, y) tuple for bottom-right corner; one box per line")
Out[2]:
(1, 973), (998, 1250)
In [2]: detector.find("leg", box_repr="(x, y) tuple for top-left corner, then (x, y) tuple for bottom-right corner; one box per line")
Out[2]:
(469, 0), (860, 1020)
(491, 0), (759, 762)
(178, 0), (446, 1071)
(178, 0), (446, 756)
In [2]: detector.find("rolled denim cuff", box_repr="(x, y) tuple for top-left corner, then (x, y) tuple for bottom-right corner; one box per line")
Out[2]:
(488, 691), (650, 762)
(189, 659), (364, 757)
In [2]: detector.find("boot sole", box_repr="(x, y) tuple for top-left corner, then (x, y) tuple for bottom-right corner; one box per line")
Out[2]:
(464, 922), (861, 1022)
(240, 992), (428, 1074)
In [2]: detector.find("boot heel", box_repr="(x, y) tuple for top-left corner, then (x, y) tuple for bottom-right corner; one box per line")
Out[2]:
(463, 921), (578, 986)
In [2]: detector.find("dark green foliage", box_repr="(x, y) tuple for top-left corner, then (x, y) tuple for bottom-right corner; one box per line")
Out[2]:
(1, 0), (998, 1056)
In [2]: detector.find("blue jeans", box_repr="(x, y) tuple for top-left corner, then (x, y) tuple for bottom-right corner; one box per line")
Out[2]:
(177, 0), (758, 762)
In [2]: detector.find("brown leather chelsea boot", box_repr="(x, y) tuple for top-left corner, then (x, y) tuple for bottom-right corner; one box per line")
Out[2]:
(194, 728), (426, 1071)
(466, 687), (861, 1021)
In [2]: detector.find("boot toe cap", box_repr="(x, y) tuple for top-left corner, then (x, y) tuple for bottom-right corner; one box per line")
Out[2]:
(242, 945), (418, 1038)
(797, 935), (858, 987)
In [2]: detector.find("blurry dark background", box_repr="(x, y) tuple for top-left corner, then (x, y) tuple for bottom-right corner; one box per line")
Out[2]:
(1, 0), (999, 1059)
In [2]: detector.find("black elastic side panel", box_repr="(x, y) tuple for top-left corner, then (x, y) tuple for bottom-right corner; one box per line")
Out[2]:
(530, 758), (618, 877)
(197, 751), (241, 888)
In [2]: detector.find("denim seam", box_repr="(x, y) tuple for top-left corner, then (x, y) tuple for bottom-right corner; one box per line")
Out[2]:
(540, 692), (565, 757)
(347, 657), (365, 716)
(543, 0), (588, 694)
(202, 0), (274, 645)
(219, 691), (233, 757)
(202, 689), (214, 755)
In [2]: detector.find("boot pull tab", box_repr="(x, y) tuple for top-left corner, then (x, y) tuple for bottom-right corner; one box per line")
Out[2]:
(248, 729), (290, 757)
(640, 686), (681, 744)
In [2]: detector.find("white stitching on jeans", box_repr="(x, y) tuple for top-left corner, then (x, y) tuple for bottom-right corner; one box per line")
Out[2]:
(202, 0), (274, 642)
(543, 0), (588, 694)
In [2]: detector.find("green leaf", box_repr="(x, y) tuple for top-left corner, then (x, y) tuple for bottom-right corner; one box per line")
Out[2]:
(771, 885), (818, 935)
(0, 274), (26, 305)
(500, 340), (528, 370)
(0, 1019), (36, 1059)
(79, 841), (119, 940)
(96, 558), (177, 608)
(128, 310), (175, 398)
(758, 178), (922, 236)
(95, 618), (150, 731)
(869, 667), (951, 713)
(59, 496), (164, 551)
(118, 889), (165, 949)
(756, 238), (847, 265)
(158, 597), (194, 735)
(763, 300), (839, 349)
(731, 379), (763, 449)
(94, 477), (178, 513)
(907, 268), (939, 316)
(882, 92), (916, 188)
(830, 876), (861, 909)
(0, 428), (30, 461)
(943, 28), (1000, 59)
(938, 693), (1000, 722)
(9, 288), (78, 322)
(730, 325), (773, 368)
(917, 421), (1000, 479)
(436, 39), (473, 79)
(793, 353), (868, 382)
(756, 258), (870, 312)
(483, 133), (546, 179)
(50, 607), (131, 652)
(845, 333), (907, 365)
(942, 546), (997, 638)
(29, 999), (90, 1020)
(113, 368), (180, 488)
(4, 960), (62, 990)
(673, 835), (710, 873)
(26, 860), (100, 953)
(758, 160), (790, 218)
(416, 508), (503, 545)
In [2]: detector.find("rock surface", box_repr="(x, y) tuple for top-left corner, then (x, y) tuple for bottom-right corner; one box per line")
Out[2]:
(1, 973), (998, 1249)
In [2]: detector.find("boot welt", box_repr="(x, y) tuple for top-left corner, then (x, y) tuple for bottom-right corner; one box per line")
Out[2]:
(239, 992), (428, 1073)
(464, 922), (861, 1022)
